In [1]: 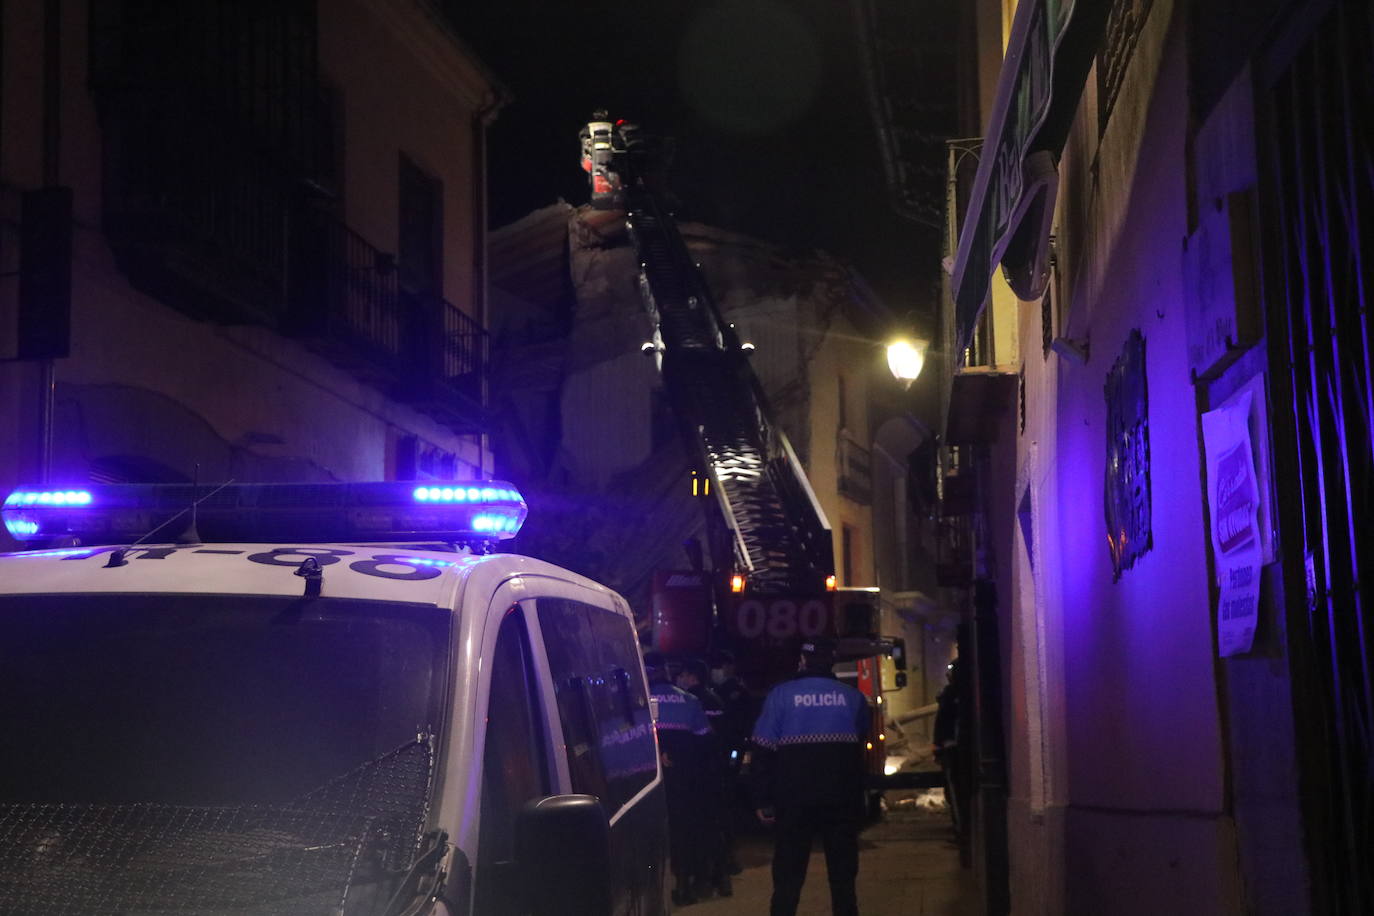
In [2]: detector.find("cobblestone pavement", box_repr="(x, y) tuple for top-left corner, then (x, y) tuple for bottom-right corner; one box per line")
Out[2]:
(681, 799), (978, 916)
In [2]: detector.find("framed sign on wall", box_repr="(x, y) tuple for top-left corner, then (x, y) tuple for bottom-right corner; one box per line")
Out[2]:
(1104, 329), (1152, 579)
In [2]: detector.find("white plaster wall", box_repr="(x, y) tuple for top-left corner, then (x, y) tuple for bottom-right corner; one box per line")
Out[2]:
(1002, 2), (1238, 912)
(0, 0), (494, 508)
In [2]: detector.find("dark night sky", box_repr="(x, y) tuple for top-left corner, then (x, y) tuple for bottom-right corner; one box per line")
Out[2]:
(457, 0), (943, 315)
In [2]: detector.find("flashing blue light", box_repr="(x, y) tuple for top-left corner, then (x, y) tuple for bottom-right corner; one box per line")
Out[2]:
(3, 480), (527, 545)
(5, 489), (92, 507)
(413, 485), (501, 504)
(5, 518), (39, 537)
(470, 513), (523, 533)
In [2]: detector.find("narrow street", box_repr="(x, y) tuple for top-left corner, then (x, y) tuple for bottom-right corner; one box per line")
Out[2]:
(686, 793), (978, 916)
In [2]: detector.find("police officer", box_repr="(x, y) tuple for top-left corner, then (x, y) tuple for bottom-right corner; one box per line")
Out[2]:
(752, 637), (868, 916)
(708, 649), (751, 755)
(645, 651), (713, 905)
(676, 658), (733, 897)
(932, 656), (968, 840)
(708, 649), (751, 877)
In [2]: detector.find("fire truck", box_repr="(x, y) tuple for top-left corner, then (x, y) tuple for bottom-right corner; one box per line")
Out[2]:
(579, 115), (907, 804)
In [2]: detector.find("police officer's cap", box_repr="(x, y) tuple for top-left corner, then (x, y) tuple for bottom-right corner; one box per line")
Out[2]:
(799, 636), (836, 668)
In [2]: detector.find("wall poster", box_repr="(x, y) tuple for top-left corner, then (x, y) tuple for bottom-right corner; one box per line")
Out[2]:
(1201, 384), (1265, 656)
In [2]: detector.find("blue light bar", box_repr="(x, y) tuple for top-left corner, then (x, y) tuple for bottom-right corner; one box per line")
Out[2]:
(2, 481), (527, 545)
(4, 489), (93, 507)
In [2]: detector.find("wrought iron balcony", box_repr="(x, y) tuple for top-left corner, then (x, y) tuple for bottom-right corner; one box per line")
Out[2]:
(288, 209), (487, 433)
(87, 0), (487, 433)
(288, 207), (404, 383)
(397, 289), (488, 435)
(935, 516), (973, 587)
(101, 153), (487, 431)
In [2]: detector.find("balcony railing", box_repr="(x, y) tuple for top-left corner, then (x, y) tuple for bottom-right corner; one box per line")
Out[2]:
(290, 207), (402, 380)
(101, 151), (486, 430)
(439, 296), (486, 401)
(289, 211), (487, 433)
(935, 516), (974, 587)
(400, 290), (487, 430)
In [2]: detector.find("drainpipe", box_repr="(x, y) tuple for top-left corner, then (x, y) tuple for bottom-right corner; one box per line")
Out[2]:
(38, 0), (60, 484)
(472, 89), (507, 476)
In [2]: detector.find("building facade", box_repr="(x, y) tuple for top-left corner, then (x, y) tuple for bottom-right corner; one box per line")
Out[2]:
(942, 0), (1371, 913)
(1, 0), (504, 543)
(489, 204), (894, 608)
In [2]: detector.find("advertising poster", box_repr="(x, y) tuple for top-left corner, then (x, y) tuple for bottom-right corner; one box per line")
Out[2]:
(1201, 388), (1262, 656)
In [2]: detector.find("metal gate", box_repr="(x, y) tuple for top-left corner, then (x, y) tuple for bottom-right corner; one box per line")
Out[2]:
(1260, 2), (1373, 911)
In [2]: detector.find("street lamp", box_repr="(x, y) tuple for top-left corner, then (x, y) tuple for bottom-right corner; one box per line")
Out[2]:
(886, 338), (929, 388)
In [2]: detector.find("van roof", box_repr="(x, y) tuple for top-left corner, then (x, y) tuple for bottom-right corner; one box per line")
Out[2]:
(0, 543), (614, 608)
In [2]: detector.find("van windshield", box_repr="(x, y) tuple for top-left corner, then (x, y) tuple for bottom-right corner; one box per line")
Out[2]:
(0, 593), (451, 914)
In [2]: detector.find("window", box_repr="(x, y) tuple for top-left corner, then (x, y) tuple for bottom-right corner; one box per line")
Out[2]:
(398, 154), (442, 296)
(537, 599), (656, 811)
(535, 599), (606, 799)
(1097, 0), (1155, 135)
(585, 604), (656, 809)
(475, 608), (548, 914)
(313, 80), (344, 198)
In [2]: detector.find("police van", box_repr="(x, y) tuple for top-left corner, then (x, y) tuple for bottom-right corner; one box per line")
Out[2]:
(0, 481), (669, 915)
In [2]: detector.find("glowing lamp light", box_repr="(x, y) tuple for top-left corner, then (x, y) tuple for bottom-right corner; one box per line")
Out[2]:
(886, 338), (929, 386)
(729, 574), (746, 593)
(865, 742), (874, 751)
(825, 574), (837, 591)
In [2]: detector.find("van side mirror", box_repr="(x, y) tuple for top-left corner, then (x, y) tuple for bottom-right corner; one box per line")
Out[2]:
(515, 794), (612, 915)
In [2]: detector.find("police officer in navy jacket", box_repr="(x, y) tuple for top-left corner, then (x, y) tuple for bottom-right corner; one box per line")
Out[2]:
(751, 637), (868, 916)
(646, 651), (714, 905)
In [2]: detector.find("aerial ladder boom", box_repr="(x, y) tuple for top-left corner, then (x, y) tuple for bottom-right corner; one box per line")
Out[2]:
(580, 115), (833, 594)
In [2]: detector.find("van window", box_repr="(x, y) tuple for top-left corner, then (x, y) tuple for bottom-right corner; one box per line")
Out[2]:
(0, 594), (447, 806)
(536, 599), (608, 799)
(475, 608), (549, 914)
(537, 599), (657, 812)
(0, 593), (448, 914)
(585, 604), (657, 808)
